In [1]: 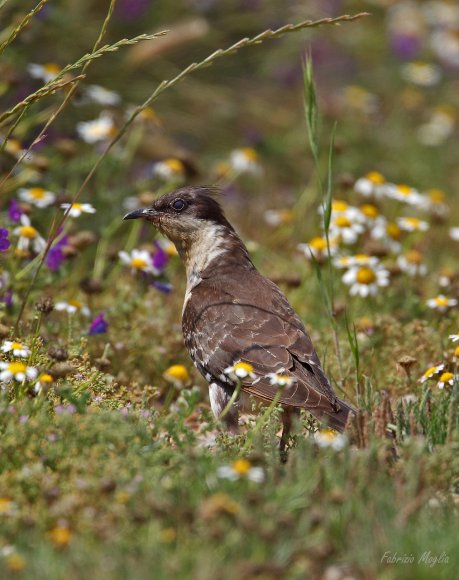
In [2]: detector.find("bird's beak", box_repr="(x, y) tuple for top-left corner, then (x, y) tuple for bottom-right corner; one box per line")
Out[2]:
(123, 208), (152, 220)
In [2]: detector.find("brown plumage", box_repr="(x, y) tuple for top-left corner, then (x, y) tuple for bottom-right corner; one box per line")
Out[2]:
(124, 186), (356, 446)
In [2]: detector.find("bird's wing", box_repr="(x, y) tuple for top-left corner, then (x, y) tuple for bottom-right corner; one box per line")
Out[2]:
(182, 273), (339, 412)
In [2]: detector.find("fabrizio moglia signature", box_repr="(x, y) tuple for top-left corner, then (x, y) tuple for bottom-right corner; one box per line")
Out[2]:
(381, 551), (449, 568)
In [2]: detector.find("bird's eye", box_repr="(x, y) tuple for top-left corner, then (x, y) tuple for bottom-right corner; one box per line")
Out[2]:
(171, 198), (186, 212)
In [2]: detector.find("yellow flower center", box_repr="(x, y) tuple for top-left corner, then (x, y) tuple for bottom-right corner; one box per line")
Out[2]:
(67, 299), (82, 309)
(428, 188), (445, 203)
(6, 553), (25, 572)
(49, 526), (72, 547)
(439, 372), (453, 383)
(334, 216), (352, 228)
(386, 223), (402, 240)
(309, 237), (327, 251)
(11, 341), (26, 350)
(39, 374), (53, 384)
(234, 361), (254, 374)
(6, 139), (21, 153)
(164, 365), (190, 384)
(454, 346), (459, 358)
(71, 203), (82, 210)
(131, 257), (148, 269)
(19, 226), (38, 239)
(360, 204), (379, 218)
(8, 362), (26, 374)
(355, 254), (371, 262)
(434, 296), (449, 307)
(164, 159), (185, 173)
(232, 459), (251, 475)
(44, 63), (60, 75)
(397, 184), (413, 196)
(356, 267), (376, 285)
(319, 428), (337, 441)
(0, 497), (13, 513)
(29, 187), (46, 199)
(423, 366), (439, 378)
(332, 200), (348, 212)
(405, 250), (422, 264)
(140, 107), (159, 122)
(366, 171), (384, 184)
(404, 217), (421, 228)
(240, 147), (258, 161)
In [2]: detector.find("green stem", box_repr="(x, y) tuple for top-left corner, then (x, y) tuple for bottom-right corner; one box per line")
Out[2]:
(218, 380), (242, 421)
(242, 389), (283, 452)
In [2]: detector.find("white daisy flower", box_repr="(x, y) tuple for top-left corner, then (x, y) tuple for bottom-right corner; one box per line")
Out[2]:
(437, 372), (455, 390)
(417, 109), (455, 147)
(298, 237), (338, 261)
(449, 334), (459, 343)
(450, 227), (459, 242)
(77, 113), (116, 143)
(314, 428), (347, 451)
(13, 215), (46, 254)
(265, 369), (295, 388)
(118, 249), (158, 274)
(217, 459), (265, 483)
(371, 217), (403, 253)
(1, 340), (31, 358)
(83, 85), (121, 106)
(320, 200), (364, 223)
(397, 250), (427, 276)
(27, 62), (60, 82)
(334, 254), (379, 269)
(354, 171), (386, 198)
(34, 373), (54, 394)
(54, 299), (91, 316)
(420, 189), (448, 216)
(0, 362), (38, 384)
(419, 364), (445, 383)
(224, 361), (257, 382)
(18, 187), (56, 208)
(61, 203), (96, 218)
(397, 216), (429, 233)
(358, 203), (380, 224)
(229, 148), (262, 176)
(152, 159), (185, 181)
(263, 209), (294, 227)
(426, 295), (458, 313)
(384, 184), (425, 206)
(401, 62), (442, 87)
(342, 264), (390, 297)
(329, 214), (365, 245)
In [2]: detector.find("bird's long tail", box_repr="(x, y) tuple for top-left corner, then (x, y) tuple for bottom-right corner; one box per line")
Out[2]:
(320, 398), (357, 433)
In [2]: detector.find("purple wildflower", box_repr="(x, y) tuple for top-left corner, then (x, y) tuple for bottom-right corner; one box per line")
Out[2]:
(0, 228), (10, 251)
(2, 290), (13, 308)
(8, 199), (23, 223)
(88, 312), (108, 335)
(390, 34), (422, 60)
(55, 404), (77, 415)
(46, 235), (68, 271)
(116, 0), (150, 21)
(151, 280), (173, 294)
(152, 241), (169, 272)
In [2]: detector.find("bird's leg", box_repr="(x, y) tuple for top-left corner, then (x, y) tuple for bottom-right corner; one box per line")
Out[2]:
(209, 383), (239, 434)
(280, 407), (298, 463)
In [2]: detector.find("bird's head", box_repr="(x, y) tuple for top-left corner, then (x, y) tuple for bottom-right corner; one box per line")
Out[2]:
(123, 186), (234, 248)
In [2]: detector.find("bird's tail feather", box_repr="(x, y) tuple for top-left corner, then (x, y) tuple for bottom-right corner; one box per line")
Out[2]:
(318, 398), (356, 433)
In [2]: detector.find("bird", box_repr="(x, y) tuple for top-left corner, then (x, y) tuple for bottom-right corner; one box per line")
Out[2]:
(124, 186), (356, 452)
